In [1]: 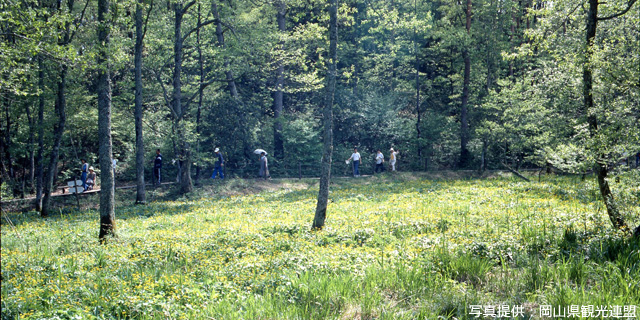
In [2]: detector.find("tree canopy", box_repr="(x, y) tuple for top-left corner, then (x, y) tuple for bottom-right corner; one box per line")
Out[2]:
(1, 0), (638, 231)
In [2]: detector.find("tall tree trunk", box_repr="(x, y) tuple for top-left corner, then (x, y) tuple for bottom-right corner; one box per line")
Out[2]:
(414, 0), (422, 163)
(212, 1), (239, 100)
(583, 0), (628, 232)
(195, 3), (204, 183)
(3, 97), (14, 183)
(134, 0), (146, 204)
(509, 13), (516, 79)
(273, 0), (286, 160)
(481, 139), (487, 171)
(194, 2), (222, 182)
(29, 137), (35, 193)
(351, 0), (363, 96)
(35, 56), (45, 211)
(0, 106), (5, 181)
(459, 0), (472, 168)
(41, 66), (67, 217)
(98, 0), (115, 241)
(212, 1), (248, 158)
(25, 103), (35, 193)
(172, 3), (192, 194)
(313, 0), (337, 230)
(485, 48), (492, 92)
(41, 0), (82, 215)
(177, 124), (192, 193)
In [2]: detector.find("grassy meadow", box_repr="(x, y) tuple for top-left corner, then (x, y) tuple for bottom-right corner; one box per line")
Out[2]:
(2, 172), (639, 319)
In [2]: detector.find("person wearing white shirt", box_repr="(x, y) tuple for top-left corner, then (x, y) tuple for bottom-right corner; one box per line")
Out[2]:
(375, 150), (385, 173)
(112, 158), (117, 177)
(347, 147), (361, 177)
(389, 148), (399, 171)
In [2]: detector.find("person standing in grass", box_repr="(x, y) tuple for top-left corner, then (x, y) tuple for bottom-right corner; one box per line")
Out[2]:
(259, 152), (270, 180)
(80, 159), (89, 191)
(211, 147), (225, 179)
(112, 158), (117, 180)
(347, 147), (361, 177)
(153, 149), (162, 186)
(375, 149), (385, 173)
(389, 148), (399, 171)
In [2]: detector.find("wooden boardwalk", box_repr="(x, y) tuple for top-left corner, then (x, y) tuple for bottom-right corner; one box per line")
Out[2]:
(1, 182), (174, 206)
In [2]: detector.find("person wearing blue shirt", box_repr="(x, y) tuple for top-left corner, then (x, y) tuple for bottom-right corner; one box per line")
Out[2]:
(211, 147), (225, 179)
(80, 159), (89, 191)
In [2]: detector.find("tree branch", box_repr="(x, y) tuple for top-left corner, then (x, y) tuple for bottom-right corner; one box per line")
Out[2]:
(68, 0), (90, 42)
(221, 21), (239, 39)
(183, 77), (220, 110)
(142, 0), (155, 41)
(598, 0), (637, 20)
(183, 0), (197, 14)
(150, 69), (175, 117)
(182, 19), (216, 42)
(0, 32), (33, 41)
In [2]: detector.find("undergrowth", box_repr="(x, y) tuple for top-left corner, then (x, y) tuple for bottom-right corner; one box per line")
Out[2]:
(2, 173), (639, 319)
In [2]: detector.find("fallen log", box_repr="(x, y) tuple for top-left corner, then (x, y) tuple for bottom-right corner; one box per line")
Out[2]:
(501, 162), (530, 182)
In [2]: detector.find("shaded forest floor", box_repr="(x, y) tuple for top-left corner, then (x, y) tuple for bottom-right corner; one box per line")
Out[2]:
(2, 172), (639, 319)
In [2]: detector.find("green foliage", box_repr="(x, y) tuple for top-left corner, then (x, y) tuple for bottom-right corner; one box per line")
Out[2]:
(1, 0), (637, 233)
(481, 0), (640, 172)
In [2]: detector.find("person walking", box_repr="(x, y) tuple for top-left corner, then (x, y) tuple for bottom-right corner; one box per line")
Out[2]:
(375, 150), (385, 173)
(347, 147), (361, 177)
(112, 158), (117, 179)
(259, 152), (270, 180)
(211, 147), (225, 179)
(153, 149), (162, 186)
(80, 159), (89, 191)
(389, 148), (399, 171)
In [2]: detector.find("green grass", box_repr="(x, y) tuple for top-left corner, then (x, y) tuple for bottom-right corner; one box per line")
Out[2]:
(2, 173), (639, 319)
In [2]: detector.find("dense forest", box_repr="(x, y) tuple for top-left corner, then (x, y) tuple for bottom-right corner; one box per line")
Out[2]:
(2, 0), (640, 317)
(1, 0), (638, 216)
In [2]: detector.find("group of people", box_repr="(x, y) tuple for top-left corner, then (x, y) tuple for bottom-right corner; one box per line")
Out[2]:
(347, 147), (399, 177)
(209, 148), (271, 180)
(211, 146), (397, 180)
(78, 147), (637, 188)
(86, 147), (263, 186)
(79, 158), (120, 191)
(79, 159), (97, 191)
(83, 145), (396, 188)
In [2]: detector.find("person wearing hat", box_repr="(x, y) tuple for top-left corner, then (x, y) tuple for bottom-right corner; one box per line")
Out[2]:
(211, 147), (225, 179)
(389, 148), (399, 171)
(86, 166), (97, 191)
